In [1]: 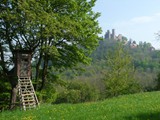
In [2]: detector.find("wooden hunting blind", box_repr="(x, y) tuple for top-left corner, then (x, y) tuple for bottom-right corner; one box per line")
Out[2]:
(13, 50), (39, 110)
(14, 50), (32, 77)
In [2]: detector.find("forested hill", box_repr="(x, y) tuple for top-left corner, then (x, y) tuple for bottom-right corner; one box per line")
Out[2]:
(91, 37), (160, 71)
(62, 37), (160, 95)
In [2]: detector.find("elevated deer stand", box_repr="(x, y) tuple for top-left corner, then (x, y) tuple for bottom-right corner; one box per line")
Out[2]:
(14, 50), (39, 110)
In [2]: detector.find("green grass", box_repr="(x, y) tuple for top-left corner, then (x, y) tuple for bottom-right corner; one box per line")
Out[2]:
(1, 91), (160, 120)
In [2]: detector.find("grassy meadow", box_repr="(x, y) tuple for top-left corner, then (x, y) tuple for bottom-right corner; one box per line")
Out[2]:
(0, 91), (160, 120)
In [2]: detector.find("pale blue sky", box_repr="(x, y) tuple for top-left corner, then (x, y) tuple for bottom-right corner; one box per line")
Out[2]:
(93, 0), (160, 49)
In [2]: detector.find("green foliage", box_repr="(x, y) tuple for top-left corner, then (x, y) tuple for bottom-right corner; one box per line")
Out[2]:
(55, 81), (99, 104)
(130, 44), (160, 71)
(90, 37), (160, 92)
(104, 43), (141, 97)
(36, 83), (57, 104)
(155, 72), (160, 90)
(135, 71), (157, 92)
(55, 89), (81, 104)
(0, 93), (10, 111)
(1, 92), (160, 120)
(1, 0), (102, 69)
(0, 0), (102, 107)
(61, 37), (159, 100)
(92, 38), (159, 72)
(37, 90), (57, 104)
(0, 77), (11, 111)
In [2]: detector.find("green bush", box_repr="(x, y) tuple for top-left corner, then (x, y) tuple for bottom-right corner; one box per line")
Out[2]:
(54, 81), (99, 104)
(0, 93), (10, 111)
(0, 77), (11, 111)
(155, 72), (160, 90)
(66, 90), (81, 103)
(104, 78), (141, 98)
(37, 83), (57, 103)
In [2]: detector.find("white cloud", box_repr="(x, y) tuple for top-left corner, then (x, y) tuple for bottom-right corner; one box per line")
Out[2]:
(130, 12), (160, 24)
(113, 12), (160, 27)
(130, 16), (154, 24)
(154, 13), (160, 16)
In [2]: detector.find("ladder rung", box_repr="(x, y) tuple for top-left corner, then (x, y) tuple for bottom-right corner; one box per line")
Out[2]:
(19, 79), (31, 81)
(22, 100), (36, 103)
(21, 92), (34, 95)
(21, 87), (34, 90)
(19, 77), (30, 79)
(20, 86), (32, 88)
(23, 95), (34, 98)
(24, 97), (34, 100)
(19, 80), (30, 82)
(21, 90), (34, 93)
(20, 81), (30, 83)
(19, 81), (31, 84)
(19, 79), (30, 81)
(22, 93), (35, 96)
(25, 102), (36, 105)
(21, 88), (33, 90)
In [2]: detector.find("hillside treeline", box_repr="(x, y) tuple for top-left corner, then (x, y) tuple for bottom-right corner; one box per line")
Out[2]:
(92, 38), (159, 90)
(57, 38), (160, 103)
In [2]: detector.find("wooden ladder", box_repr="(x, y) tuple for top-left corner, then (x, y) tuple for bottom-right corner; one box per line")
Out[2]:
(18, 77), (39, 110)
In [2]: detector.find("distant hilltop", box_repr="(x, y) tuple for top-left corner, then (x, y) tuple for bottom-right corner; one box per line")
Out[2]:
(104, 29), (155, 50)
(105, 29), (123, 41)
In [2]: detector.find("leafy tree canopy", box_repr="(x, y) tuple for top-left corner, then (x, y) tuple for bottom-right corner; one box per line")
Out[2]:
(0, 0), (101, 109)
(0, 0), (101, 70)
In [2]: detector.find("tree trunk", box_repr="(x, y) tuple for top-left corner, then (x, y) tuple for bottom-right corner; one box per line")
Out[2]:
(1, 44), (19, 109)
(8, 69), (18, 110)
(40, 56), (48, 90)
(35, 52), (42, 90)
(10, 85), (18, 110)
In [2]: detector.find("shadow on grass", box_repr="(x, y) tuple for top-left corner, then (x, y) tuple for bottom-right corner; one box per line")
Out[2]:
(125, 112), (160, 120)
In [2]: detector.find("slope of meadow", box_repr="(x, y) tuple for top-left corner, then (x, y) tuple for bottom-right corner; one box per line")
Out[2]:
(0, 92), (160, 120)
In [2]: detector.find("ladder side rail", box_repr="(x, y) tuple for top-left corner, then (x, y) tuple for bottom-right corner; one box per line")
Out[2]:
(18, 77), (26, 110)
(28, 77), (39, 106)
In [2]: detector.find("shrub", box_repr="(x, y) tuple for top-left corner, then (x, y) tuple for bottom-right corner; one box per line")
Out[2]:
(37, 83), (57, 103)
(0, 77), (11, 111)
(54, 81), (99, 104)
(0, 93), (10, 111)
(155, 72), (160, 90)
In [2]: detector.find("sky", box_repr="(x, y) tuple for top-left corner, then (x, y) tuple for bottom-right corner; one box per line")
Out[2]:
(93, 0), (160, 49)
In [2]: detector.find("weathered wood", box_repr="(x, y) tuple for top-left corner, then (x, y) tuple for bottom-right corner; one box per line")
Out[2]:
(13, 50), (39, 110)
(18, 77), (39, 110)
(13, 50), (32, 77)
